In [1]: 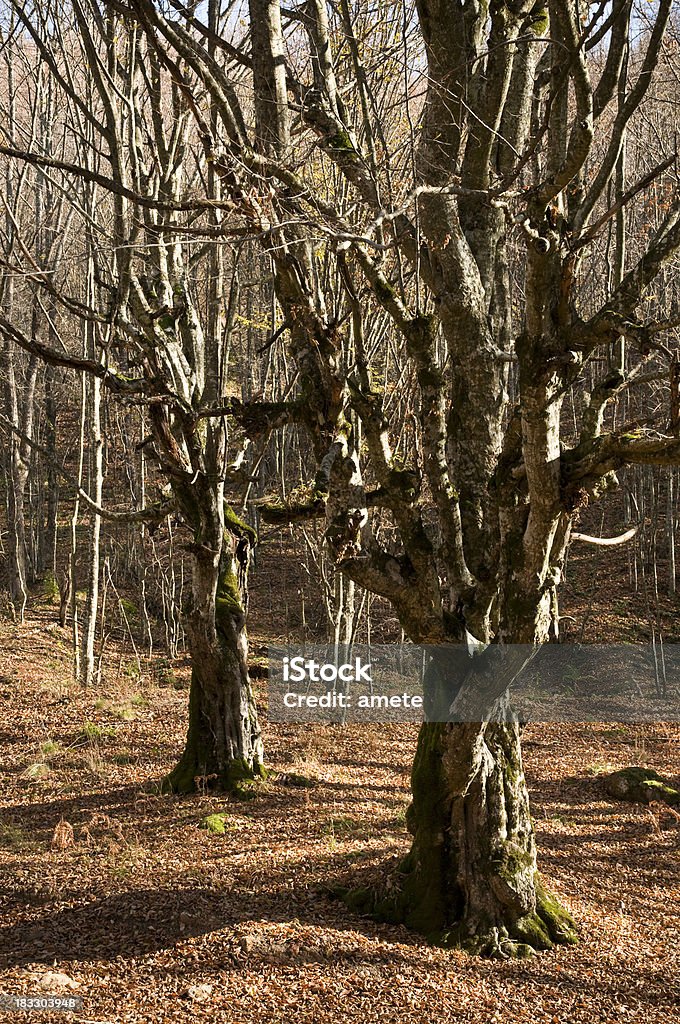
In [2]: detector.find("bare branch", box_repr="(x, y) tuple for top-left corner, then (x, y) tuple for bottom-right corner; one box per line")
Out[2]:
(571, 527), (637, 546)
(0, 412), (175, 524)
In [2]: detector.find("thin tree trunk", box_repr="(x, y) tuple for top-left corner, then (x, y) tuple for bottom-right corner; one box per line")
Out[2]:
(69, 370), (87, 683)
(81, 215), (102, 687)
(82, 369), (102, 687)
(2, 35), (29, 621)
(39, 364), (59, 577)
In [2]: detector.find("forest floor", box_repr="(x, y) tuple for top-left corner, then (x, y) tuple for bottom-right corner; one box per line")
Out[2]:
(1, 592), (680, 1023)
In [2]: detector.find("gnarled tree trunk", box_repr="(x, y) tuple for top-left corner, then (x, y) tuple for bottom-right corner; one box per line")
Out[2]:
(164, 554), (264, 793)
(369, 720), (576, 957)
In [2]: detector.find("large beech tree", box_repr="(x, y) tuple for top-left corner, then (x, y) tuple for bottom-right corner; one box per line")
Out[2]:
(3, 0), (680, 955)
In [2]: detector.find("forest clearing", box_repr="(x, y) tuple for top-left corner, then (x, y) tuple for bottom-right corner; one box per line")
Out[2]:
(1, 537), (679, 1023)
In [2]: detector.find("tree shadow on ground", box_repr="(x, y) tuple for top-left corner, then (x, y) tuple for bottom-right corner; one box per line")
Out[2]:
(0, 772), (407, 852)
(0, 876), (412, 971)
(2, 874), (679, 1017)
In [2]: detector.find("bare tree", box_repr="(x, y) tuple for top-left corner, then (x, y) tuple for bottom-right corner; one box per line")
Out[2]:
(0, 0), (263, 790)
(0, 15), (40, 621)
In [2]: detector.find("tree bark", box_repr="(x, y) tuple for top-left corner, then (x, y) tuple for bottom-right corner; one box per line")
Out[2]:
(82, 247), (102, 687)
(38, 364), (59, 577)
(163, 476), (263, 793)
(348, 645), (577, 956)
(354, 720), (576, 957)
(164, 544), (264, 793)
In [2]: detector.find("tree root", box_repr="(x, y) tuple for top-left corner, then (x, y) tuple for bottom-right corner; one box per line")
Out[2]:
(162, 755), (266, 795)
(343, 872), (577, 958)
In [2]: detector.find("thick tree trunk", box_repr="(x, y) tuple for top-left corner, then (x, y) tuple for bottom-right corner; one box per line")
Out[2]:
(351, 720), (576, 957)
(163, 498), (263, 794)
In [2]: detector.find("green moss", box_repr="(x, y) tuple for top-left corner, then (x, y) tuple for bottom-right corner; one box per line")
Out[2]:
(512, 910), (553, 950)
(200, 813), (230, 835)
(343, 859), (578, 957)
(119, 597), (138, 620)
(529, 4), (548, 35)
(491, 846), (535, 886)
(162, 758), (198, 795)
(441, 925), (534, 959)
(223, 503), (257, 542)
(374, 277), (397, 304)
(158, 313), (176, 332)
(345, 722), (455, 940)
(43, 573), (59, 601)
(215, 565), (243, 619)
(534, 877), (579, 945)
(230, 760), (268, 799)
(604, 766), (680, 807)
(79, 721), (116, 744)
(224, 757), (258, 786)
(342, 722), (579, 957)
(40, 739), (61, 757)
(644, 779), (680, 804)
(162, 651), (265, 796)
(506, 941), (535, 959)
(163, 751), (266, 796)
(327, 130), (358, 157)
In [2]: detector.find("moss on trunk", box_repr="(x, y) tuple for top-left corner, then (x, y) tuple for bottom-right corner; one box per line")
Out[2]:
(345, 721), (577, 958)
(163, 557), (264, 795)
(162, 663), (265, 794)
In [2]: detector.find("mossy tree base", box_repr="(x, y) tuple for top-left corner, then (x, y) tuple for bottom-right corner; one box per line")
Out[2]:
(345, 721), (578, 958)
(162, 745), (266, 796)
(345, 874), (577, 958)
(162, 646), (264, 795)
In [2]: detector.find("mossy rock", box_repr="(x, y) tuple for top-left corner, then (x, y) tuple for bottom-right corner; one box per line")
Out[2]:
(604, 767), (680, 807)
(199, 813), (230, 835)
